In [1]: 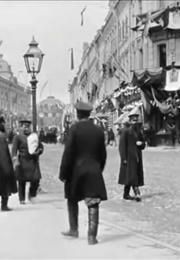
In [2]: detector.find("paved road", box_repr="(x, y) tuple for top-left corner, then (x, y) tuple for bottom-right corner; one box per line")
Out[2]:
(1, 194), (179, 259)
(39, 144), (180, 252)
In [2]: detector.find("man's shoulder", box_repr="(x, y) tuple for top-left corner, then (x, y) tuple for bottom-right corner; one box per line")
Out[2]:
(121, 127), (129, 133)
(14, 132), (25, 140)
(76, 120), (103, 133)
(0, 131), (5, 140)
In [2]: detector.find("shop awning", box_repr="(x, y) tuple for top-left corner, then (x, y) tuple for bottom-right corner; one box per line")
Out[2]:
(132, 68), (164, 88)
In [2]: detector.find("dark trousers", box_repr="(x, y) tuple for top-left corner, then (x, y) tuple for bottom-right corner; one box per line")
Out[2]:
(18, 180), (39, 202)
(1, 195), (8, 208)
(0, 177), (9, 207)
(67, 199), (99, 243)
(124, 185), (140, 196)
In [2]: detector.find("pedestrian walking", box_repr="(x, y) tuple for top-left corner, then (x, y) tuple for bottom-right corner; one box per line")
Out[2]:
(0, 115), (17, 211)
(118, 112), (145, 202)
(11, 119), (44, 205)
(59, 101), (107, 245)
(107, 128), (115, 146)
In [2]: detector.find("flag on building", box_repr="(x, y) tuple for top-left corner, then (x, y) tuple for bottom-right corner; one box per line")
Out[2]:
(81, 6), (86, 26)
(140, 90), (151, 114)
(131, 15), (144, 31)
(112, 54), (129, 80)
(131, 9), (165, 32)
(153, 5), (180, 30)
(12, 94), (18, 104)
(70, 48), (74, 70)
(91, 82), (98, 98)
(142, 11), (151, 44)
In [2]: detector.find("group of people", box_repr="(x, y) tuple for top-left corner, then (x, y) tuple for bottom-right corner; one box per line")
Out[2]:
(0, 117), (44, 210)
(0, 100), (145, 246)
(39, 127), (57, 144)
(59, 101), (145, 245)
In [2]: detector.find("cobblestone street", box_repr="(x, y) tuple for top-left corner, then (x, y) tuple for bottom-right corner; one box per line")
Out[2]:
(40, 144), (180, 253)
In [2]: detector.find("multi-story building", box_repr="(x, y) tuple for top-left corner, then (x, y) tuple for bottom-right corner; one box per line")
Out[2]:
(0, 54), (31, 129)
(69, 0), (180, 137)
(37, 96), (65, 131)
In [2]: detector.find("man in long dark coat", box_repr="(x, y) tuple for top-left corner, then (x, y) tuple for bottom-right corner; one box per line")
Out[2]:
(0, 116), (17, 211)
(59, 102), (107, 245)
(12, 119), (44, 204)
(118, 113), (145, 202)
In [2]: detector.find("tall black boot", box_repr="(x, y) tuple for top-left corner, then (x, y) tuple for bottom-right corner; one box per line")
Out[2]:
(1, 196), (12, 211)
(61, 200), (79, 238)
(133, 186), (141, 202)
(123, 185), (134, 200)
(88, 205), (99, 245)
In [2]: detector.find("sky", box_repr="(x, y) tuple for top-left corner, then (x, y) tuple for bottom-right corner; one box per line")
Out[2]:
(0, 1), (109, 104)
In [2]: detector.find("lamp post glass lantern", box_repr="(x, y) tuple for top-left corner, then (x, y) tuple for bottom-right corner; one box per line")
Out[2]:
(23, 36), (44, 132)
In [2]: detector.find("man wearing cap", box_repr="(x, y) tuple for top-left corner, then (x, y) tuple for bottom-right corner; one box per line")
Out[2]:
(0, 115), (17, 211)
(12, 119), (44, 204)
(59, 101), (107, 245)
(118, 111), (145, 202)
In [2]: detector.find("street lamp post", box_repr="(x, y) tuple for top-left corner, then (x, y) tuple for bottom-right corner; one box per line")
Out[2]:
(23, 36), (44, 132)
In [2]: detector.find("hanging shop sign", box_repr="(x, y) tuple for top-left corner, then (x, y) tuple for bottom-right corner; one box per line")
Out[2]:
(166, 8), (180, 30)
(165, 68), (180, 91)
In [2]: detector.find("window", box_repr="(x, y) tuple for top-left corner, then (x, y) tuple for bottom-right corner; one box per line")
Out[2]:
(125, 16), (128, 38)
(138, 0), (142, 14)
(139, 49), (143, 69)
(122, 20), (125, 39)
(119, 22), (121, 42)
(158, 44), (166, 67)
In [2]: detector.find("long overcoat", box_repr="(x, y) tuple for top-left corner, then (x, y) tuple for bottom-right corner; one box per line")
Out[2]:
(11, 133), (43, 182)
(0, 132), (17, 195)
(59, 119), (107, 202)
(118, 125), (145, 187)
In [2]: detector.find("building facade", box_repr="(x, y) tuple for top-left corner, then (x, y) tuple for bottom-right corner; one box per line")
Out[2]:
(0, 54), (31, 130)
(37, 96), (65, 131)
(69, 0), (180, 137)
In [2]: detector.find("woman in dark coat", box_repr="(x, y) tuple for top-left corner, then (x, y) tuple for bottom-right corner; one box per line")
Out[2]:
(12, 119), (43, 204)
(118, 113), (145, 202)
(0, 116), (17, 211)
(59, 101), (107, 245)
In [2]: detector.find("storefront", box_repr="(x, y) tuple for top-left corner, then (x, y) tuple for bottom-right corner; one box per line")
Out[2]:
(132, 65), (180, 145)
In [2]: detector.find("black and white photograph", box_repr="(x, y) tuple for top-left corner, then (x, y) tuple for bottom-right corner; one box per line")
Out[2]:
(0, 0), (180, 259)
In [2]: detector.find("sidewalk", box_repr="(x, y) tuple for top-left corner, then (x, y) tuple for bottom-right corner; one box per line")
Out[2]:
(0, 193), (179, 259)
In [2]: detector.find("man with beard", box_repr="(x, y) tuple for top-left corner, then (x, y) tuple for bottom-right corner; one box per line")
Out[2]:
(12, 119), (44, 205)
(59, 101), (107, 245)
(118, 112), (145, 202)
(0, 115), (17, 211)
